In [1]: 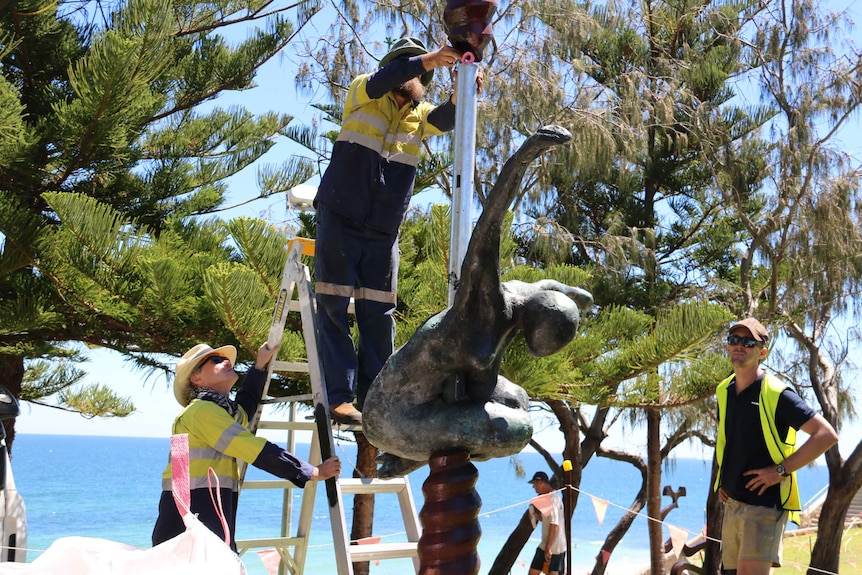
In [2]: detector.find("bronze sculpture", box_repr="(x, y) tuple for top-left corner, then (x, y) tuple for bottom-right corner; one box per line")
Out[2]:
(363, 125), (593, 479)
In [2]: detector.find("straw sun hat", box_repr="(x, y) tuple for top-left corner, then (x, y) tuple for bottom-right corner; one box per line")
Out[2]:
(173, 343), (237, 406)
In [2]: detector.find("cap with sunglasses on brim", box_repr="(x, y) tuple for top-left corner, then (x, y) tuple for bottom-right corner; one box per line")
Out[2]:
(729, 317), (769, 343)
(174, 343), (238, 407)
(528, 471), (550, 484)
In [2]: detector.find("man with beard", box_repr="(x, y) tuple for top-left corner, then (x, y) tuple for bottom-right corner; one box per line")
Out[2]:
(313, 37), (480, 424)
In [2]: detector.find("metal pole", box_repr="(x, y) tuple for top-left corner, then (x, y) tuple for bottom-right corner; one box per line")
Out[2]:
(448, 59), (479, 307)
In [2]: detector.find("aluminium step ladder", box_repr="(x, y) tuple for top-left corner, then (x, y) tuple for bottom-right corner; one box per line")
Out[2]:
(234, 238), (421, 575)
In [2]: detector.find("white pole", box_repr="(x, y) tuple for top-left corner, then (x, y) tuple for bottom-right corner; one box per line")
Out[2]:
(448, 60), (479, 307)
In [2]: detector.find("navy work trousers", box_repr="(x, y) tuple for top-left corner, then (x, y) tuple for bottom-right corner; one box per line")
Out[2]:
(314, 204), (398, 408)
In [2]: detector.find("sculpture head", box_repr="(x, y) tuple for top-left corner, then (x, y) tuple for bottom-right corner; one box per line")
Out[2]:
(521, 290), (581, 357)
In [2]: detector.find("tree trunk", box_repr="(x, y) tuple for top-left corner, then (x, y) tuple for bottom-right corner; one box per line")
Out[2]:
(350, 433), (378, 575)
(554, 400), (581, 575)
(0, 354), (24, 454)
(808, 446), (862, 575)
(590, 453), (647, 575)
(590, 485), (647, 575)
(488, 400), (584, 575)
(487, 509), (534, 575)
(647, 408), (664, 575)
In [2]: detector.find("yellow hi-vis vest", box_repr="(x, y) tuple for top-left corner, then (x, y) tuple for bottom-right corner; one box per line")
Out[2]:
(714, 372), (802, 525)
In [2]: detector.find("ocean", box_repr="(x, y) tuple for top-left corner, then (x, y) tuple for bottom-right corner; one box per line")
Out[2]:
(9, 434), (829, 574)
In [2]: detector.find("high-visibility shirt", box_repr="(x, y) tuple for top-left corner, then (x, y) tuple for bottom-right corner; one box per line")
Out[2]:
(714, 373), (806, 524)
(315, 56), (456, 235)
(152, 367), (314, 548)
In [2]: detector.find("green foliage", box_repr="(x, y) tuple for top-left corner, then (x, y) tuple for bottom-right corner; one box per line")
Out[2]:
(21, 357), (87, 401)
(0, 0), (320, 418)
(59, 384), (135, 418)
(559, 301), (733, 405)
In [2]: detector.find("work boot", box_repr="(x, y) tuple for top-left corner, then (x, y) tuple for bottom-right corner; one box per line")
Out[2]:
(330, 402), (362, 425)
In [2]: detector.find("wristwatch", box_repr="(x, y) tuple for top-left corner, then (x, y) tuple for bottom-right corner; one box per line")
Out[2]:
(776, 463), (790, 477)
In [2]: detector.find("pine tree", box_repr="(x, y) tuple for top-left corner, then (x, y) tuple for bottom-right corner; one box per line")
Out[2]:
(704, 1), (862, 571)
(0, 0), (319, 448)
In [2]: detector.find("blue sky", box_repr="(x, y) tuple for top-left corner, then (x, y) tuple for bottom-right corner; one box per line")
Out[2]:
(13, 0), (862, 464)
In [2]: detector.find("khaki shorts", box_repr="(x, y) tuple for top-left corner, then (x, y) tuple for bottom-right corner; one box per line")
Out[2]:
(721, 497), (788, 569)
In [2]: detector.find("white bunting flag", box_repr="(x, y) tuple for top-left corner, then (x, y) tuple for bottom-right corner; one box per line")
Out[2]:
(590, 495), (609, 526)
(668, 525), (689, 555)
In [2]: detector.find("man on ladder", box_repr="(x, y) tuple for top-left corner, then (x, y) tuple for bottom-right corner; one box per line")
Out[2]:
(312, 37), (480, 425)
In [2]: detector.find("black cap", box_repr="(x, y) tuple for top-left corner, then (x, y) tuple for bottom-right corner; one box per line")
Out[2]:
(528, 471), (550, 483)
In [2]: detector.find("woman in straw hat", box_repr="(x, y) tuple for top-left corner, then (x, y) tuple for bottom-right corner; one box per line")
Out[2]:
(152, 342), (340, 550)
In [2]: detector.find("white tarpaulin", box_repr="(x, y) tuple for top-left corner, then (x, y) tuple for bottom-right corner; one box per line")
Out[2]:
(1, 452), (27, 563)
(3, 434), (246, 575)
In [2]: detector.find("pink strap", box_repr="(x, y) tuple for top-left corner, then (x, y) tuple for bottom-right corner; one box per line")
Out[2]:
(207, 468), (231, 546)
(170, 434), (232, 546)
(170, 434), (191, 514)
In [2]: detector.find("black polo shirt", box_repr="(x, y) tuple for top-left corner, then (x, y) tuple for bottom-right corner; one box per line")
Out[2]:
(719, 375), (816, 508)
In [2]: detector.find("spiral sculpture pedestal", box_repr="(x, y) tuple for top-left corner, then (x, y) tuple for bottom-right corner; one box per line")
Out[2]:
(417, 450), (482, 575)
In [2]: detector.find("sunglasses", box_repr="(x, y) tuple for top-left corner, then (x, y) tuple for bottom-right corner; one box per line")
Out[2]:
(205, 355), (230, 365)
(725, 335), (761, 348)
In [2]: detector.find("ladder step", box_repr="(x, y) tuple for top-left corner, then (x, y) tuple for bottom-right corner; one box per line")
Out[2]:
(287, 298), (355, 314)
(349, 542), (418, 561)
(272, 360), (310, 373)
(246, 242), (420, 575)
(339, 477), (411, 495)
(236, 535), (304, 549)
(262, 393), (314, 404)
(257, 420), (317, 432)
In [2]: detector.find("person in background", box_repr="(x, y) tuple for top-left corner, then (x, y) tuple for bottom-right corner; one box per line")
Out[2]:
(527, 471), (566, 575)
(313, 36), (482, 425)
(714, 318), (838, 574)
(152, 342), (341, 550)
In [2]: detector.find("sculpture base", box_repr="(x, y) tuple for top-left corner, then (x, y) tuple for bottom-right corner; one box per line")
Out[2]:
(417, 449), (482, 575)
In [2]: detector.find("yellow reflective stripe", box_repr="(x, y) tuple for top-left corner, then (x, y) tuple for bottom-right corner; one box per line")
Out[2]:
(391, 131), (422, 147)
(316, 282), (354, 298)
(214, 421), (246, 453)
(189, 473), (236, 491)
(189, 445), (228, 460)
(343, 110), (388, 133)
(354, 287), (396, 304)
(160, 444), (238, 491)
(336, 130), (383, 152)
(221, 424), (268, 462)
(161, 473), (238, 492)
(384, 151), (420, 166)
(317, 282), (396, 304)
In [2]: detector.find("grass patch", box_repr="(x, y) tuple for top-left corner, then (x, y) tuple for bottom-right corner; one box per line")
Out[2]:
(673, 526), (861, 574)
(775, 526), (862, 574)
